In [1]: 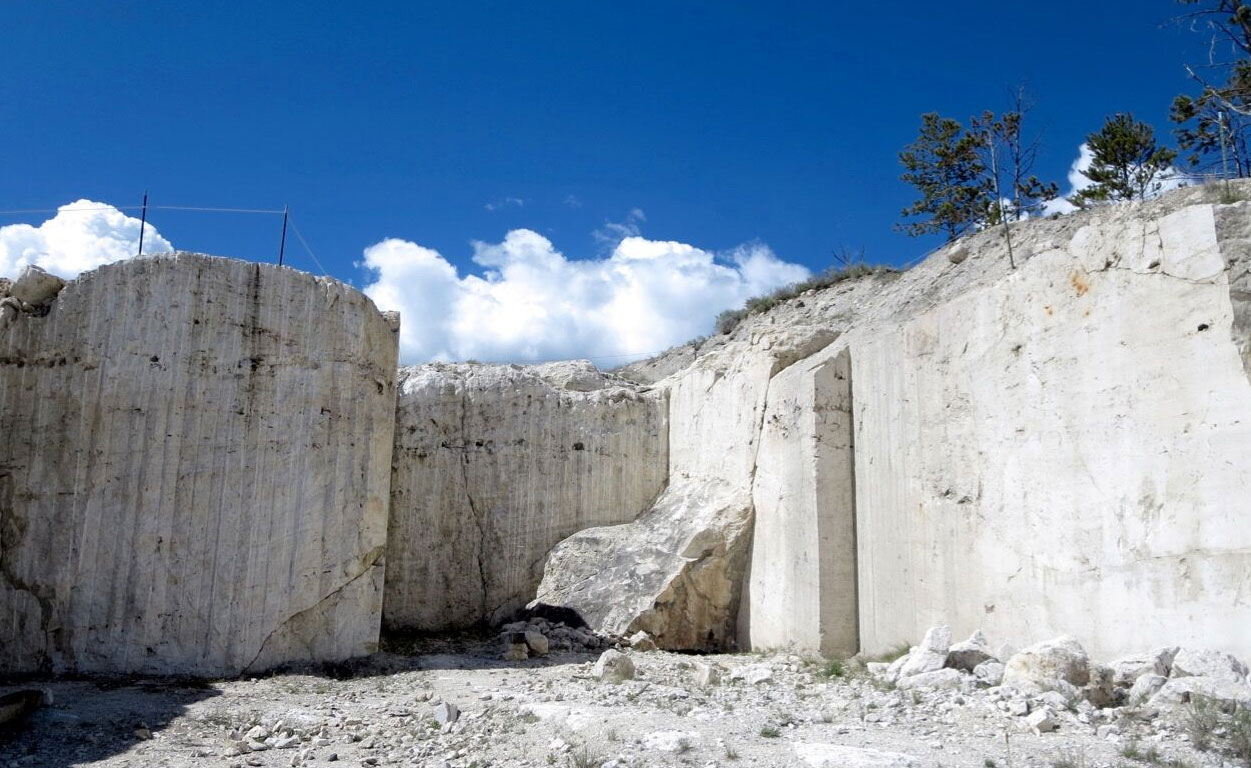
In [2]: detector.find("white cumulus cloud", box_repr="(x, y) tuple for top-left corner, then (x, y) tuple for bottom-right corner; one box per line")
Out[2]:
(0, 200), (173, 279)
(1044, 144), (1193, 215)
(361, 228), (809, 364)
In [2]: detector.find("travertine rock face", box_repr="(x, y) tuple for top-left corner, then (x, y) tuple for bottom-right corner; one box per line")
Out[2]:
(384, 361), (667, 630)
(853, 201), (1251, 662)
(743, 345), (857, 657)
(615, 184), (1251, 661)
(0, 254), (398, 676)
(535, 327), (834, 649)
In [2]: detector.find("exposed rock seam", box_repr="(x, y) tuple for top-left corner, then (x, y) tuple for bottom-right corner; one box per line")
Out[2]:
(459, 383), (489, 618)
(244, 544), (386, 673)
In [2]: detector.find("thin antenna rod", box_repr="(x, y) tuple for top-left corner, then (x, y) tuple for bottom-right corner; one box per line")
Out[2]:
(278, 205), (289, 266)
(137, 191), (148, 257)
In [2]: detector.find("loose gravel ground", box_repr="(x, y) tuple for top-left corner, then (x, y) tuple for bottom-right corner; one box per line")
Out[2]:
(0, 633), (1240, 768)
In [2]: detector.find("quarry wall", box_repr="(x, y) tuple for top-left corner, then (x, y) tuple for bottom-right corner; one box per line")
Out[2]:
(2, 187), (1248, 676)
(0, 254), (398, 676)
(599, 188), (1251, 663)
(849, 203), (1251, 662)
(383, 362), (667, 631)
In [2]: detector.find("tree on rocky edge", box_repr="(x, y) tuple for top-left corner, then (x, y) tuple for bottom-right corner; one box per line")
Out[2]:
(1070, 114), (1178, 206)
(967, 92), (1059, 267)
(899, 99), (1058, 262)
(1171, 0), (1251, 177)
(898, 113), (987, 241)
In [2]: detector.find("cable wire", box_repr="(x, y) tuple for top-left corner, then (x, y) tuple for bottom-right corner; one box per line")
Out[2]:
(286, 215), (329, 276)
(151, 205), (286, 214)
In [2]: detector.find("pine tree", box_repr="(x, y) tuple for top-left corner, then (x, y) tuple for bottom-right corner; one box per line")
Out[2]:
(898, 113), (988, 241)
(1172, 0), (1251, 176)
(1070, 114), (1178, 206)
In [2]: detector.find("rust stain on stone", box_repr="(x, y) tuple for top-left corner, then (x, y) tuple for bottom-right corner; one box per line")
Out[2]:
(1070, 271), (1091, 297)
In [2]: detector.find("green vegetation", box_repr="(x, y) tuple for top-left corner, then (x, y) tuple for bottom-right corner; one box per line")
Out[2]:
(898, 96), (1056, 247)
(1070, 114), (1178, 206)
(817, 658), (847, 679)
(1171, 1), (1251, 177)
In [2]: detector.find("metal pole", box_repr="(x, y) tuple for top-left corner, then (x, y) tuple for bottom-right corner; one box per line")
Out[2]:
(1220, 111), (1231, 198)
(137, 191), (148, 257)
(278, 205), (288, 266)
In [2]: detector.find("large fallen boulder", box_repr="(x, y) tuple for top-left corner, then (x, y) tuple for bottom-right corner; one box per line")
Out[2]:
(1003, 636), (1091, 693)
(530, 480), (752, 650)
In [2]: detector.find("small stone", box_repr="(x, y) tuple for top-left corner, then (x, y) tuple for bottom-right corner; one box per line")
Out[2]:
(245, 726), (270, 741)
(1128, 673), (1168, 705)
(503, 643), (528, 662)
(133, 727), (152, 740)
(694, 662), (721, 687)
(524, 630), (550, 656)
(594, 649), (636, 683)
(946, 630), (993, 672)
(1026, 707), (1057, 733)
(974, 660), (1005, 686)
(433, 701), (460, 725)
(947, 244), (969, 265)
(629, 630), (658, 652)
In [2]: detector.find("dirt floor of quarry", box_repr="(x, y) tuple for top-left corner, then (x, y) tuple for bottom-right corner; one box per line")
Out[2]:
(2, 632), (1243, 768)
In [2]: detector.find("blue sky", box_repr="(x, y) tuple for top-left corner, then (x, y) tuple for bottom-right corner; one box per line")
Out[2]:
(0, 2), (1212, 362)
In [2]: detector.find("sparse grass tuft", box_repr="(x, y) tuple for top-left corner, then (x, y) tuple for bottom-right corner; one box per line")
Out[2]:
(566, 745), (600, 768)
(713, 260), (896, 334)
(724, 743), (740, 760)
(1186, 695), (1221, 752)
(759, 724), (781, 738)
(818, 658), (847, 679)
(1051, 749), (1085, 768)
(1231, 706), (1251, 761)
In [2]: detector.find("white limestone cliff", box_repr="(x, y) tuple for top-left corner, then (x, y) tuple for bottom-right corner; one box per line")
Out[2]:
(0, 254), (398, 676)
(553, 183), (1251, 662)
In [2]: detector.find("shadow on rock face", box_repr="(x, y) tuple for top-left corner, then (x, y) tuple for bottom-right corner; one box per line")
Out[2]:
(0, 680), (220, 768)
